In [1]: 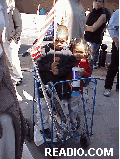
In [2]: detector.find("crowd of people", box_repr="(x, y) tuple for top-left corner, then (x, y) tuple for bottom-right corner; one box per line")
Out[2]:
(0, 0), (119, 158)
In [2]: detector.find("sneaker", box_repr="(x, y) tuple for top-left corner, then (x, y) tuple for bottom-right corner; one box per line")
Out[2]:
(103, 89), (111, 97)
(16, 78), (23, 86)
(93, 63), (97, 69)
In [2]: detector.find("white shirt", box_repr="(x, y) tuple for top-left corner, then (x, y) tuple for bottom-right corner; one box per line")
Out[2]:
(54, 0), (85, 41)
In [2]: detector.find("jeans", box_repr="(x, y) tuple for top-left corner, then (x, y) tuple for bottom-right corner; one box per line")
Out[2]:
(90, 43), (100, 74)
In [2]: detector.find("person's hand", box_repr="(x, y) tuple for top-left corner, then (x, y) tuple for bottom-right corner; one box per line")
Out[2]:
(51, 68), (59, 75)
(13, 36), (20, 44)
(51, 62), (59, 75)
(85, 25), (93, 32)
(102, 28), (106, 33)
(78, 69), (86, 77)
(113, 37), (119, 50)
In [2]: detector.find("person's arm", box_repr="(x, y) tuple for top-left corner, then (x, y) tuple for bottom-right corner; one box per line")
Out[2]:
(84, 66), (91, 77)
(51, 62), (59, 75)
(107, 9), (119, 50)
(0, 42), (4, 82)
(0, 6), (5, 82)
(112, 37), (119, 50)
(12, 8), (22, 43)
(85, 14), (89, 23)
(58, 55), (76, 77)
(0, 39), (6, 82)
(85, 14), (106, 32)
(37, 55), (51, 72)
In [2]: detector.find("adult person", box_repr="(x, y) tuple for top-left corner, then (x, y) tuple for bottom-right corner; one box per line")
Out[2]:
(103, 9), (119, 97)
(0, 2), (32, 158)
(85, 7), (90, 16)
(54, 0), (85, 42)
(37, 3), (41, 15)
(84, 0), (109, 73)
(22, 0), (86, 57)
(3, 0), (23, 86)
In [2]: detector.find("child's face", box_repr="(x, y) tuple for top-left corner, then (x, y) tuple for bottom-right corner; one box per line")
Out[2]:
(73, 43), (85, 60)
(54, 35), (67, 51)
(54, 27), (68, 51)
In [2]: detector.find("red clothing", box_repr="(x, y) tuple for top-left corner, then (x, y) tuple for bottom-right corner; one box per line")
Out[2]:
(75, 58), (91, 78)
(67, 58), (91, 91)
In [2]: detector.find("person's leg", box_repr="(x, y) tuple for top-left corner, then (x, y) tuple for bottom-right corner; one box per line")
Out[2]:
(104, 64), (118, 90)
(0, 114), (15, 159)
(68, 94), (81, 129)
(5, 40), (23, 80)
(104, 42), (119, 96)
(69, 96), (79, 122)
(10, 40), (23, 79)
(90, 43), (100, 73)
(93, 43), (100, 64)
(116, 71), (119, 91)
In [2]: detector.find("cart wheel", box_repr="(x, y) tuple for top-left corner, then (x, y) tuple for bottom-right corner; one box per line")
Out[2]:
(80, 134), (90, 149)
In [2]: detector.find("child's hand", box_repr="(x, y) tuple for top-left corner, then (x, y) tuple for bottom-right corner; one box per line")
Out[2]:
(78, 69), (86, 77)
(51, 62), (59, 75)
(51, 62), (59, 70)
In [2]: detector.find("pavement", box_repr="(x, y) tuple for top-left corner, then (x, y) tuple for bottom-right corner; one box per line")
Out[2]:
(8, 14), (119, 159)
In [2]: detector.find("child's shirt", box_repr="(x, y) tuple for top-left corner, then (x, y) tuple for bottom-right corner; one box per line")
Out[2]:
(75, 58), (91, 78)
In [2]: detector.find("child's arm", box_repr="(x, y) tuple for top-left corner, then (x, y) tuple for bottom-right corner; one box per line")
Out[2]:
(58, 55), (76, 77)
(78, 69), (86, 77)
(50, 62), (59, 75)
(37, 55), (51, 71)
(84, 67), (91, 77)
(78, 59), (91, 78)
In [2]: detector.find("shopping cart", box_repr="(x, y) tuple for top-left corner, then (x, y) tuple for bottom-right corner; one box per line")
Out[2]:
(32, 61), (97, 150)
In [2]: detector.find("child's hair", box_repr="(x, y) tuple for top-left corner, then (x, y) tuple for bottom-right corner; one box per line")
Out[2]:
(72, 39), (87, 53)
(57, 24), (68, 40)
(70, 38), (93, 60)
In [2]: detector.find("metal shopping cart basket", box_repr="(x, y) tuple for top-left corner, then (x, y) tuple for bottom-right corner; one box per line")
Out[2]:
(32, 61), (97, 150)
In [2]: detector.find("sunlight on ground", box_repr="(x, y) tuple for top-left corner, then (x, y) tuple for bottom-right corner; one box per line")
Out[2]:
(23, 90), (33, 101)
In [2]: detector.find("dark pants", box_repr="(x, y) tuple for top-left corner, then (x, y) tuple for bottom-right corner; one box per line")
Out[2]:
(104, 42), (119, 89)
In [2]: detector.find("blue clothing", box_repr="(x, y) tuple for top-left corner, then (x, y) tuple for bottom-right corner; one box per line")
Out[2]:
(0, 0), (8, 27)
(39, 7), (45, 15)
(107, 9), (119, 40)
(90, 43), (100, 73)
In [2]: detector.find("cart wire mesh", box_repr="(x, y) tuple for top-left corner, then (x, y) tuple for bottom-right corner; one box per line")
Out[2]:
(33, 64), (97, 149)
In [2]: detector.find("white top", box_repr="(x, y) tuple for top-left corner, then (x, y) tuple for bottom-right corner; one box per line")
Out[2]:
(54, 0), (85, 41)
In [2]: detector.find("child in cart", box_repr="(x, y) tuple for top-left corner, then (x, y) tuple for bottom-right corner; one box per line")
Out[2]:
(67, 39), (91, 129)
(34, 25), (76, 146)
